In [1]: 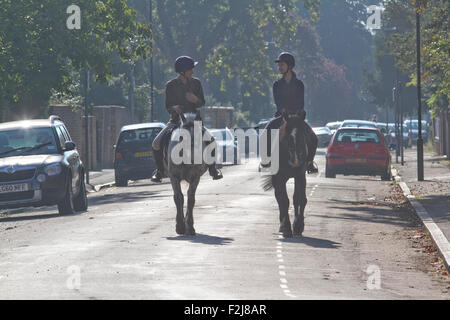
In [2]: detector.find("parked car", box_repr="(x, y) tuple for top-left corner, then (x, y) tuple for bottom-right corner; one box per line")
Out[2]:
(325, 127), (392, 181)
(376, 122), (393, 147)
(388, 123), (412, 149)
(114, 123), (165, 186)
(210, 128), (240, 164)
(325, 121), (342, 135)
(313, 127), (333, 148)
(404, 120), (428, 143)
(340, 120), (377, 129)
(0, 116), (88, 214)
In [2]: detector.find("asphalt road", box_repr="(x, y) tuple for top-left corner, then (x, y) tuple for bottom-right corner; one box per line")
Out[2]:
(0, 149), (448, 299)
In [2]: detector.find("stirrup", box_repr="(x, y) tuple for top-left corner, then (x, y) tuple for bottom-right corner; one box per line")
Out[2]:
(210, 168), (223, 180)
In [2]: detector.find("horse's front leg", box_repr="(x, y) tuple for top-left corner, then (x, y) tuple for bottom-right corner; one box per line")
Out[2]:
(185, 177), (200, 236)
(171, 178), (185, 235)
(293, 173), (307, 236)
(274, 175), (292, 238)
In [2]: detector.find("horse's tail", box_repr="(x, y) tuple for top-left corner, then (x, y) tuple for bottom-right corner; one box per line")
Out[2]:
(261, 175), (274, 192)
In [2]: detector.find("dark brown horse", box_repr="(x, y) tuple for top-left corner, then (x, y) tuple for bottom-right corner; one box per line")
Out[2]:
(262, 113), (308, 238)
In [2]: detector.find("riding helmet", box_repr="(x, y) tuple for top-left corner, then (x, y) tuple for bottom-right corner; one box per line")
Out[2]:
(275, 52), (295, 68)
(174, 56), (198, 73)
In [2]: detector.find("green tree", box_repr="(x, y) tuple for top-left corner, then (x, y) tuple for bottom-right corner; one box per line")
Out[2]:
(379, 0), (449, 117)
(0, 0), (152, 117)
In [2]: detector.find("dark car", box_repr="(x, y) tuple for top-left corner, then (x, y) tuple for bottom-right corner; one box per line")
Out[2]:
(325, 127), (392, 181)
(0, 116), (87, 215)
(114, 123), (165, 186)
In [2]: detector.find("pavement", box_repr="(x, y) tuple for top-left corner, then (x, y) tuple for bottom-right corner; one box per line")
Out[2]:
(0, 149), (449, 299)
(86, 169), (115, 192)
(392, 148), (450, 271)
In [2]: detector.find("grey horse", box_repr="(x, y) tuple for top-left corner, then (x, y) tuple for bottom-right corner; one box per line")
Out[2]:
(166, 113), (212, 236)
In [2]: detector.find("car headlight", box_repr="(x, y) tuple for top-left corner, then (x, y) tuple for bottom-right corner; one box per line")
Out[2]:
(44, 163), (62, 176)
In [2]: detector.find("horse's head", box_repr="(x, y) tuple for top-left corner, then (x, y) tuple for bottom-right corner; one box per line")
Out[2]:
(282, 113), (308, 168)
(180, 112), (197, 129)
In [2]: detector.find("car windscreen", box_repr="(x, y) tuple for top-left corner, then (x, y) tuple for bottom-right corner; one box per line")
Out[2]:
(118, 128), (162, 146)
(327, 123), (341, 130)
(342, 122), (376, 128)
(0, 127), (59, 158)
(335, 130), (380, 143)
(314, 128), (330, 135)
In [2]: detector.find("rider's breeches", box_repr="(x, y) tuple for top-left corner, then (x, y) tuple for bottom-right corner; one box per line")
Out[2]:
(152, 122), (178, 151)
(264, 116), (318, 162)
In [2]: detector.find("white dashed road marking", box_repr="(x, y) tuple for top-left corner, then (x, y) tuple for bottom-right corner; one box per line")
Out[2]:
(276, 235), (297, 298)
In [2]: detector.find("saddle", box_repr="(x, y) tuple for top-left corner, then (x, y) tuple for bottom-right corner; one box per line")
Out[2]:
(162, 113), (211, 168)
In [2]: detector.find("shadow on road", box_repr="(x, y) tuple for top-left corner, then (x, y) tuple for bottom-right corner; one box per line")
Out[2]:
(166, 233), (234, 246)
(278, 236), (341, 249)
(89, 190), (171, 206)
(314, 198), (418, 228)
(0, 210), (85, 223)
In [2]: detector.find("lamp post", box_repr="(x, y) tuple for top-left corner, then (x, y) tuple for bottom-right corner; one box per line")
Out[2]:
(149, 0), (154, 122)
(399, 81), (404, 166)
(416, 7), (424, 181)
(84, 67), (90, 185)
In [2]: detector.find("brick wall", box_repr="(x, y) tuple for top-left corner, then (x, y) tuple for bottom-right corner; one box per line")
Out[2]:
(49, 104), (131, 170)
(93, 106), (131, 168)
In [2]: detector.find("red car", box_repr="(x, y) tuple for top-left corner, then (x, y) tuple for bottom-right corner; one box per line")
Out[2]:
(325, 127), (392, 181)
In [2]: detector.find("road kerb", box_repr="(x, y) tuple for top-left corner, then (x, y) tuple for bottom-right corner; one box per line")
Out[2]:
(87, 181), (116, 193)
(392, 167), (450, 272)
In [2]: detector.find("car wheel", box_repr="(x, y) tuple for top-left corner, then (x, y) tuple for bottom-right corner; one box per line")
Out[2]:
(381, 167), (392, 181)
(115, 171), (128, 187)
(58, 175), (75, 215)
(73, 174), (88, 212)
(325, 165), (336, 178)
(234, 148), (241, 165)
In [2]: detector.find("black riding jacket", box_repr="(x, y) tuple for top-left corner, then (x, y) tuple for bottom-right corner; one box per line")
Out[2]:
(273, 75), (304, 116)
(165, 77), (205, 121)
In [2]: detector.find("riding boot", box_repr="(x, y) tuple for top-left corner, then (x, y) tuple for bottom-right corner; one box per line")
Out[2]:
(151, 148), (165, 183)
(207, 141), (223, 180)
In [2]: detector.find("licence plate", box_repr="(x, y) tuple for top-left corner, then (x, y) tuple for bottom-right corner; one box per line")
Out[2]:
(0, 183), (30, 194)
(346, 158), (367, 163)
(135, 151), (152, 158)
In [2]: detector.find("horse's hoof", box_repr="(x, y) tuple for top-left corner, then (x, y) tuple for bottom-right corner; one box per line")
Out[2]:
(293, 230), (303, 237)
(176, 224), (185, 235)
(292, 224), (305, 237)
(282, 230), (293, 238)
(185, 227), (196, 236)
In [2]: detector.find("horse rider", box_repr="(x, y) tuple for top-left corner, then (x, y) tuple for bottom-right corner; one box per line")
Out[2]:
(264, 52), (318, 174)
(151, 56), (223, 182)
